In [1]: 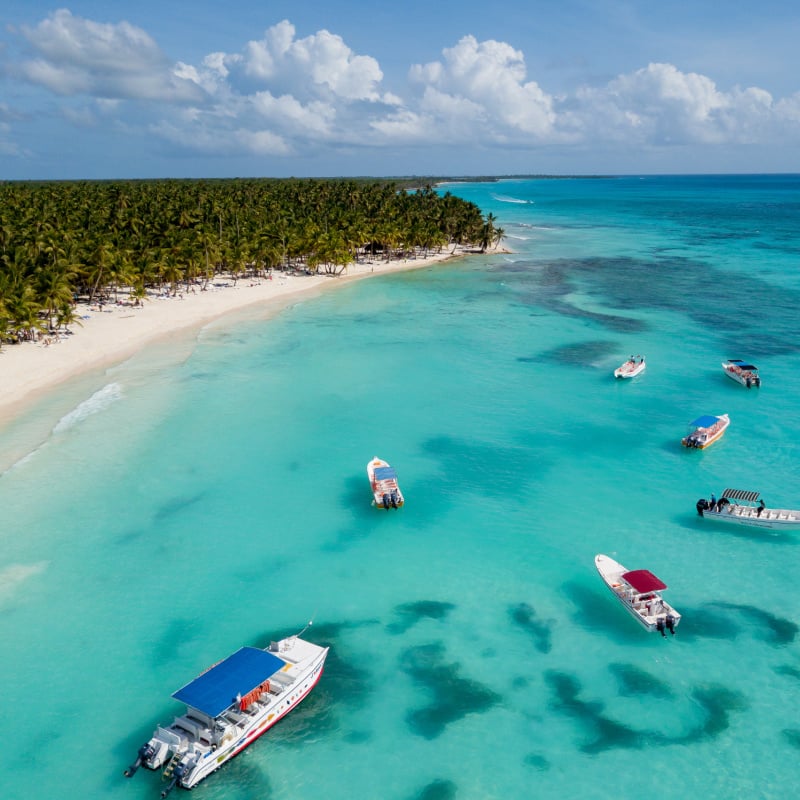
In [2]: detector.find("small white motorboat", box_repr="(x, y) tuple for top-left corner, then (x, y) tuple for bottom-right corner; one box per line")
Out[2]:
(367, 456), (404, 509)
(696, 489), (800, 530)
(721, 359), (761, 388)
(614, 354), (646, 379)
(681, 413), (729, 449)
(595, 554), (680, 635)
(124, 630), (328, 796)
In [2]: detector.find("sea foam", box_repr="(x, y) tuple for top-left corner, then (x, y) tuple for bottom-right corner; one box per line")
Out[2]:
(52, 382), (123, 434)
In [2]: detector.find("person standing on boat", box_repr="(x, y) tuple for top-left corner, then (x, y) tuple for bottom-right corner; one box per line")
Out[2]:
(710, 493), (717, 511)
(758, 498), (766, 517)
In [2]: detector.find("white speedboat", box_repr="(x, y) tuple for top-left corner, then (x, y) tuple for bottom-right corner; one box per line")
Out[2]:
(124, 631), (328, 796)
(721, 359), (761, 388)
(681, 413), (729, 449)
(696, 489), (800, 530)
(367, 456), (404, 509)
(595, 554), (681, 635)
(614, 354), (646, 379)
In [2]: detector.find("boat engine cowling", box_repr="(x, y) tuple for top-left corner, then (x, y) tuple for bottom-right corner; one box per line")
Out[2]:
(161, 762), (187, 798)
(124, 742), (156, 777)
(696, 498), (709, 516)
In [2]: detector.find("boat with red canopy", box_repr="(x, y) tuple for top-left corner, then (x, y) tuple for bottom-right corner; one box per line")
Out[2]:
(595, 554), (681, 635)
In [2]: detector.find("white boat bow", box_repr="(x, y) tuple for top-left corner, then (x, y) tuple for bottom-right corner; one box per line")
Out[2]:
(595, 554), (681, 635)
(124, 633), (328, 796)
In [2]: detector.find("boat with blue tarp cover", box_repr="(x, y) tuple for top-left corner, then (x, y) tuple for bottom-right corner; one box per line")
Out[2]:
(367, 456), (404, 509)
(722, 359), (761, 388)
(681, 413), (729, 449)
(696, 488), (800, 529)
(124, 630), (328, 796)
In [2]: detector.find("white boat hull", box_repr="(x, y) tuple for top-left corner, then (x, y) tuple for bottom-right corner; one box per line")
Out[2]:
(367, 456), (404, 509)
(699, 504), (800, 530)
(681, 413), (729, 449)
(131, 636), (328, 794)
(614, 360), (646, 378)
(721, 363), (761, 388)
(595, 554), (681, 633)
(180, 650), (326, 789)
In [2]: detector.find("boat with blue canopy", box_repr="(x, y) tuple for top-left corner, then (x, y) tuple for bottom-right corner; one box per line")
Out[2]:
(124, 630), (328, 796)
(681, 413), (729, 449)
(367, 456), (404, 509)
(722, 359), (761, 388)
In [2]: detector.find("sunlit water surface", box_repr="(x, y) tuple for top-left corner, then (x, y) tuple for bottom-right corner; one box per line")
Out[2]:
(2, 175), (800, 800)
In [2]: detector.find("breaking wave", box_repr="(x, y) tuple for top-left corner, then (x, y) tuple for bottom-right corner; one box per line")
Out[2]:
(53, 382), (123, 434)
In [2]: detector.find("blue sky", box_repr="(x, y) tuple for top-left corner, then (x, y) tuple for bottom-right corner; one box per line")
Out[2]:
(2, 1), (800, 179)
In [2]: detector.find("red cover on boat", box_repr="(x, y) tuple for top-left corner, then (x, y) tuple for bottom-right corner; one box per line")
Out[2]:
(239, 679), (271, 710)
(622, 569), (667, 592)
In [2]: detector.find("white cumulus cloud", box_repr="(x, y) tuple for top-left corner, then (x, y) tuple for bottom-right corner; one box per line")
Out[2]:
(6, 13), (800, 167)
(18, 9), (203, 102)
(409, 35), (557, 139)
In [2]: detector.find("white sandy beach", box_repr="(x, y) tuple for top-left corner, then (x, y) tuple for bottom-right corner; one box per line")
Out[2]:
(0, 250), (473, 425)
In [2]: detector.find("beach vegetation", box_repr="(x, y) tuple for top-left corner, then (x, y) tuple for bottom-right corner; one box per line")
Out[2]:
(0, 178), (491, 344)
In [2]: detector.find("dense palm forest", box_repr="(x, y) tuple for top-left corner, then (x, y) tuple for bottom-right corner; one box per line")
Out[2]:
(0, 178), (502, 345)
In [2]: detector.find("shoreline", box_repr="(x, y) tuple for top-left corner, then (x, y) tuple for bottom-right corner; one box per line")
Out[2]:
(0, 247), (505, 427)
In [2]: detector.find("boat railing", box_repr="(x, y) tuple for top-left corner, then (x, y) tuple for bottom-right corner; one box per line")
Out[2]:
(156, 726), (184, 747)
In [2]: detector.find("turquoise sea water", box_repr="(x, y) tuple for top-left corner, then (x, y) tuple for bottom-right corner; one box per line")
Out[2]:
(2, 175), (800, 800)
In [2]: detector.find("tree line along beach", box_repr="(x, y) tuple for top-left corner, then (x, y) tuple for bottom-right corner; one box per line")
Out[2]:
(0, 178), (506, 422)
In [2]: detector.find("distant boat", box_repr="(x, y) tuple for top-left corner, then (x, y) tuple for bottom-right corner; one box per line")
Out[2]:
(367, 456), (404, 509)
(614, 354), (646, 379)
(595, 554), (680, 635)
(696, 489), (800, 530)
(721, 359), (761, 388)
(124, 632), (328, 796)
(681, 413), (729, 449)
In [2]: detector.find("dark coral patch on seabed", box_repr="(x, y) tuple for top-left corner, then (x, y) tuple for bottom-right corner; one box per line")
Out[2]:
(608, 662), (674, 698)
(509, 602), (554, 653)
(401, 643), (500, 739)
(411, 779), (458, 800)
(388, 601), (457, 634)
(545, 671), (747, 753)
(782, 729), (800, 749)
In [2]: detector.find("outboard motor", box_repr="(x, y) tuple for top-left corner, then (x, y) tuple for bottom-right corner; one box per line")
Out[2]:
(666, 614), (676, 635)
(161, 762), (187, 798)
(746, 377), (752, 388)
(124, 742), (156, 778)
(755, 376), (761, 387)
(382, 493), (390, 509)
(696, 498), (709, 516)
(656, 618), (666, 637)
(390, 490), (398, 508)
